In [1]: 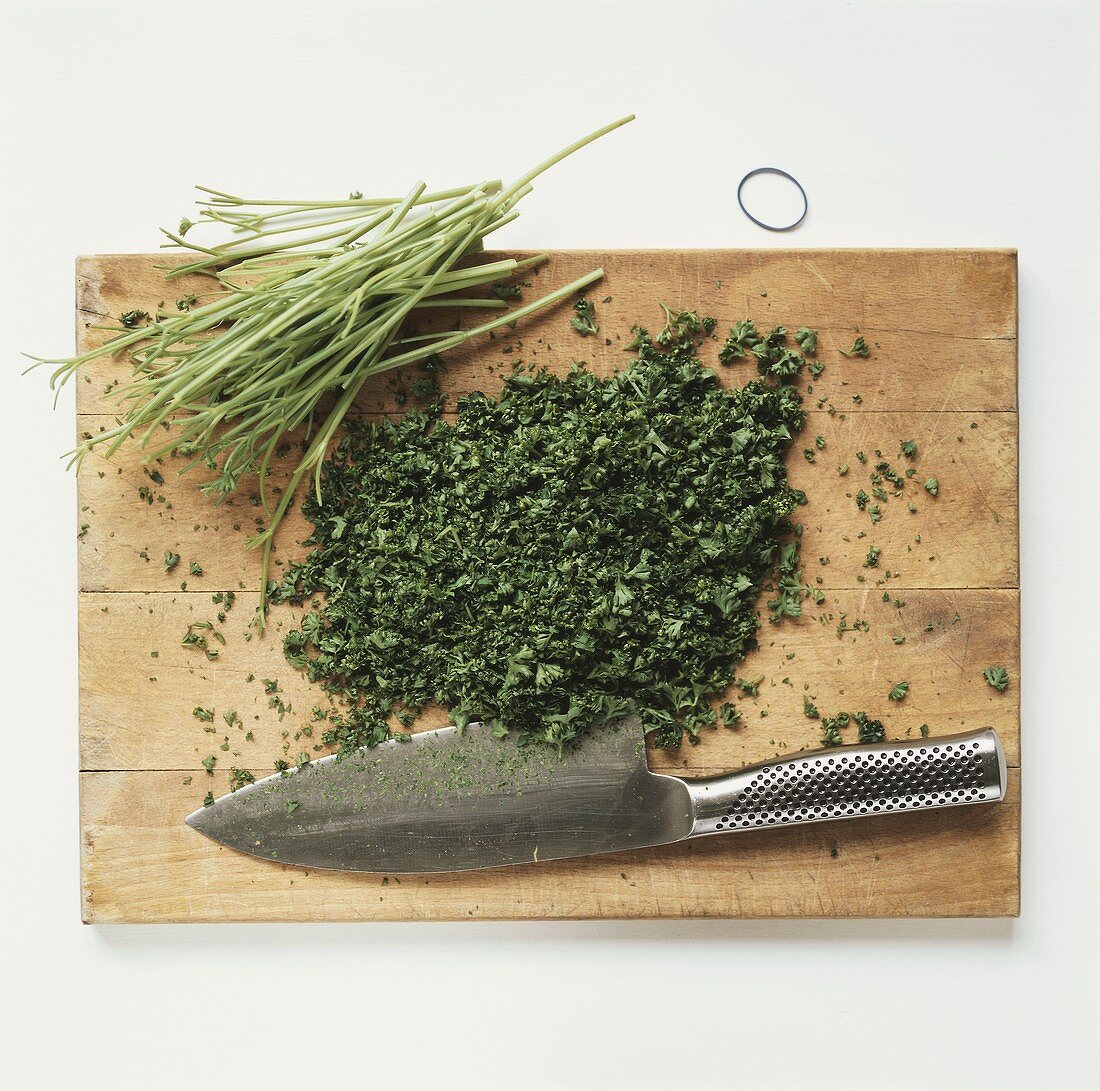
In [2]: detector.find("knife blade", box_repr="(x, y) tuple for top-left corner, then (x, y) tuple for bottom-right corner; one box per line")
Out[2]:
(185, 716), (1006, 873)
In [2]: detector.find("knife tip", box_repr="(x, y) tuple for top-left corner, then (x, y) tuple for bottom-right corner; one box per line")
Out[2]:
(183, 805), (207, 830)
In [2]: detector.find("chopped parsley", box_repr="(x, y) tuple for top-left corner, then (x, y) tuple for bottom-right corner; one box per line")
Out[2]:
(718, 319), (761, 363)
(794, 327), (817, 355)
(819, 712), (849, 747)
(720, 702), (742, 728)
(855, 711), (886, 743)
(273, 311), (809, 752)
(570, 297), (599, 336)
(229, 767), (255, 791)
(839, 335), (870, 358)
(119, 309), (150, 329)
(735, 676), (764, 697)
(656, 305), (715, 346)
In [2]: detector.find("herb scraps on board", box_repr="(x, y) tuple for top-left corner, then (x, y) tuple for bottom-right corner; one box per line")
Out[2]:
(818, 710), (885, 747)
(271, 307), (814, 754)
(31, 116), (636, 627)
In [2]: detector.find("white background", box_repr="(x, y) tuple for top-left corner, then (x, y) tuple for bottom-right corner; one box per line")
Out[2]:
(1, 2), (1098, 1088)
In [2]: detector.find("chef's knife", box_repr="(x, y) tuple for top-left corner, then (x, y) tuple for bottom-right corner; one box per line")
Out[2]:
(186, 716), (1006, 873)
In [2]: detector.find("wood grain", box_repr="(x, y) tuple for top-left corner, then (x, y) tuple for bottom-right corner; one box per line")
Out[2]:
(79, 588), (1021, 772)
(75, 249), (1019, 922)
(80, 770), (1020, 922)
(74, 250), (1018, 416)
(75, 407), (1017, 592)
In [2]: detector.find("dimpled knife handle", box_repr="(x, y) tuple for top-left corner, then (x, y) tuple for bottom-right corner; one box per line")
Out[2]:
(686, 728), (1006, 837)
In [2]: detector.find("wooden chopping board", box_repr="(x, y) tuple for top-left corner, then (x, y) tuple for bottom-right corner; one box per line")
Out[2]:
(76, 249), (1019, 922)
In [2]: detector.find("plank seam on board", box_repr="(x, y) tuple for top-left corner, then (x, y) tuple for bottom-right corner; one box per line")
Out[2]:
(78, 762), (1024, 773)
(77, 249), (1020, 922)
(74, 409), (1022, 418)
(75, 584), (1022, 593)
(75, 319), (1017, 343)
(860, 328), (1015, 342)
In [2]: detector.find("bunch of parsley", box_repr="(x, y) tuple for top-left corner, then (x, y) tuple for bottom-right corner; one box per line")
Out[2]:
(274, 316), (807, 753)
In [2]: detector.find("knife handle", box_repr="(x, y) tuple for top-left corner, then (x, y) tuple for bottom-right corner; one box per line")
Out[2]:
(683, 728), (1006, 837)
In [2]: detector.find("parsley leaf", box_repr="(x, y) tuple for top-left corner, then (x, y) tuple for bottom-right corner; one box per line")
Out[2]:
(839, 335), (870, 358)
(855, 711), (886, 742)
(718, 319), (761, 363)
(570, 297), (599, 336)
(795, 327), (817, 355)
(119, 309), (150, 329)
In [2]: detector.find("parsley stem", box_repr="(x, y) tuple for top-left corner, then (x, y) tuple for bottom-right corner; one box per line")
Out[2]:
(31, 118), (636, 630)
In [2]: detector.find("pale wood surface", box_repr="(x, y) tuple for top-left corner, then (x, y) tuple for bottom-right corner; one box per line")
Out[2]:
(79, 588), (1020, 773)
(76, 249), (1019, 922)
(80, 770), (1019, 922)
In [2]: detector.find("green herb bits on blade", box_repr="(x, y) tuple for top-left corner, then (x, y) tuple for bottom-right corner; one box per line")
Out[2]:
(273, 313), (809, 754)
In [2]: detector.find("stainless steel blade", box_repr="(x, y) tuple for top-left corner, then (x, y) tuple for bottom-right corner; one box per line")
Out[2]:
(186, 716), (693, 873)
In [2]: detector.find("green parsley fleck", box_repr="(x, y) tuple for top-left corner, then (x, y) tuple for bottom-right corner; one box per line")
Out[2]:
(720, 702), (742, 728)
(119, 309), (150, 329)
(855, 711), (886, 742)
(795, 327), (817, 355)
(718, 319), (761, 363)
(229, 767), (255, 791)
(570, 297), (599, 336)
(819, 712), (849, 747)
(839, 336), (870, 358)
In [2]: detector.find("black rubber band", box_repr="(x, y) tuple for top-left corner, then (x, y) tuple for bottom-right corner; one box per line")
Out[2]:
(736, 167), (808, 232)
